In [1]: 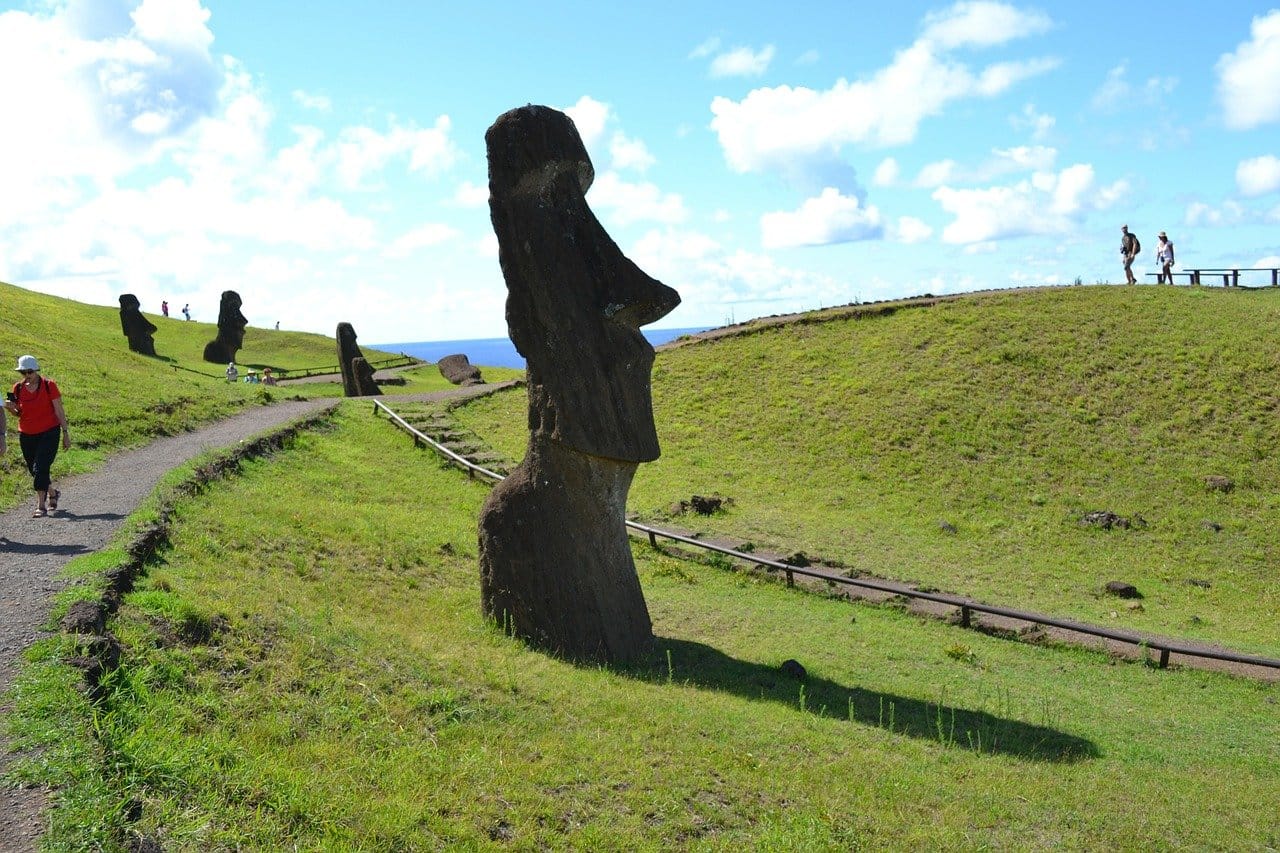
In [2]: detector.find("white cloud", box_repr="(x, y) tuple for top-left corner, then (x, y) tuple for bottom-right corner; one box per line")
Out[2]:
(920, 1), (1052, 50)
(1011, 102), (1054, 140)
(384, 223), (463, 259)
(709, 10), (1057, 176)
(933, 164), (1128, 244)
(710, 44), (776, 78)
(760, 187), (883, 249)
(1217, 10), (1280, 130)
(453, 180), (489, 207)
(130, 0), (212, 52)
(292, 89), (331, 112)
(563, 95), (611, 151)
(1236, 155), (1280, 197)
(588, 171), (688, 226)
(872, 157), (899, 187)
(796, 49), (820, 66)
(610, 132), (655, 171)
(1184, 200), (1245, 228)
(1091, 63), (1178, 113)
(893, 216), (933, 244)
(332, 116), (457, 190)
(688, 36), (721, 60)
(913, 145), (1056, 187)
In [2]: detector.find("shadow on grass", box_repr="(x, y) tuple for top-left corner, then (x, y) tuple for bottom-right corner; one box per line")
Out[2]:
(627, 637), (1097, 763)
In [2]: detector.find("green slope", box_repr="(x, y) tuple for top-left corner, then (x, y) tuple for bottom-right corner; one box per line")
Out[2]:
(453, 285), (1280, 656)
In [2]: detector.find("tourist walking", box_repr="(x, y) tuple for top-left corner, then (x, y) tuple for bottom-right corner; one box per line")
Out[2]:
(4, 355), (71, 518)
(1121, 225), (1140, 284)
(182, 303), (191, 321)
(161, 300), (169, 318)
(1156, 232), (1175, 283)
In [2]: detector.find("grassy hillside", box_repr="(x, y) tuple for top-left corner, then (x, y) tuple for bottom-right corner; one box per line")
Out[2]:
(452, 285), (1280, 656)
(0, 282), (510, 510)
(9, 405), (1278, 849)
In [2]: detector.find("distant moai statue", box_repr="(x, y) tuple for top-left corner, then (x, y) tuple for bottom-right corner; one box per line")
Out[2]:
(477, 105), (681, 663)
(351, 357), (381, 396)
(202, 291), (247, 364)
(437, 353), (485, 386)
(336, 322), (378, 396)
(118, 294), (157, 356)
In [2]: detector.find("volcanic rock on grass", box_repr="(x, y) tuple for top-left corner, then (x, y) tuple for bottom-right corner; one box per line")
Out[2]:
(118, 294), (157, 356)
(1104, 581), (1142, 599)
(477, 104), (680, 664)
(1081, 510), (1146, 530)
(689, 495), (723, 515)
(202, 290), (247, 363)
(780, 659), (807, 679)
(1205, 475), (1234, 493)
(351, 356), (381, 396)
(438, 353), (485, 386)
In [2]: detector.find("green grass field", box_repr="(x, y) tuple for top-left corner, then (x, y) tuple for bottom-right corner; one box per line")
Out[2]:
(0, 282), (517, 511)
(5, 282), (1280, 849)
(453, 285), (1280, 657)
(8, 404), (1278, 849)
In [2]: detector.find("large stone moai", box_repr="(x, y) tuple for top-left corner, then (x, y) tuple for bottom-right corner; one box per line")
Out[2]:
(337, 322), (379, 396)
(477, 105), (681, 663)
(202, 290), (247, 364)
(118, 294), (157, 356)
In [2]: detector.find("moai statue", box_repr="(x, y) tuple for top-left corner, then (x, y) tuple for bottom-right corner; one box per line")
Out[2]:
(202, 291), (247, 364)
(118, 294), (157, 356)
(351, 357), (381, 396)
(336, 322), (374, 397)
(437, 353), (485, 386)
(477, 105), (680, 663)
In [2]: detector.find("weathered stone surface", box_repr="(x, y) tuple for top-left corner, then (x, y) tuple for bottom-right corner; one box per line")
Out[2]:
(351, 357), (381, 396)
(438, 353), (485, 386)
(478, 105), (680, 664)
(1081, 510), (1146, 530)
(1205, 475), (1234, 493)
(689, 495), (722, 515)
(336, 322), (368, 397)
(118, 294), (157, 356)
(202, 290), (247, 363)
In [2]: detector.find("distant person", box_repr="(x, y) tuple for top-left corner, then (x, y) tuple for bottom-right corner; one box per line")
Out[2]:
(244, 370), (260, 384)
(1156, 232), (1175, 283)
(261, 367), (278, 386)
(182, 303), (191, 321)
(5, 355), (72, 518)
(275, 321), (280, 330)
(1121, 225), (1140, 285)
(226, 362), (238, 383)
(161, 300), (169, 318)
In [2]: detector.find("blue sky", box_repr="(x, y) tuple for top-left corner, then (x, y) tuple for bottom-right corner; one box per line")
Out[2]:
(2, 1), (1279, 343)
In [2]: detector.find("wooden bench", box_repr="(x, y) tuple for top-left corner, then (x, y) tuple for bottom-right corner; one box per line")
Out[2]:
(1184, 268), (1280, 287)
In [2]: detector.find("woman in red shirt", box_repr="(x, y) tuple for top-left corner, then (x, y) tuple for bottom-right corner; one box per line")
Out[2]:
(4, 355), (72, 517)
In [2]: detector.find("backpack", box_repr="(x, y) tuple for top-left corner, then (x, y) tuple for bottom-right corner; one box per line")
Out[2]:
(1133, 236), (1141, 255)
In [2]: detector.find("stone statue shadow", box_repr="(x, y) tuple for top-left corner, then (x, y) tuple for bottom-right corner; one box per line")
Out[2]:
(615, 637), (1098, 763)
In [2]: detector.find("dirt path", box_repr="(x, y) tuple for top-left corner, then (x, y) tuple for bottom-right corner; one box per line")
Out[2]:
(0, 386), (497, 851)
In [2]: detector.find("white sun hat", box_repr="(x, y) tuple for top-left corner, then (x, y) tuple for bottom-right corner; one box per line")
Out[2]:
(15, 355), (39, 372)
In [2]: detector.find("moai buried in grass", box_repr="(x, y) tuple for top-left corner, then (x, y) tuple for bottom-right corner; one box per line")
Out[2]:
(202, 290), (248, 364)
(118, 293), (157, 356)
(337, 322), (378, 396)
(478, 105), (680, 663)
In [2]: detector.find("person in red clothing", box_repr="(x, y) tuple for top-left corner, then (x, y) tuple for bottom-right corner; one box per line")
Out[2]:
(4, 355), (72, 517)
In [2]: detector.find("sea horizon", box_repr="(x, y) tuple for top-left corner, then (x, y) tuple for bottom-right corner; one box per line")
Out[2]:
(373, 326), (710, 370)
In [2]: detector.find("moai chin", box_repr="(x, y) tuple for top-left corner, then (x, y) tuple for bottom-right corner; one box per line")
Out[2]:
(477, 105), (680, 663)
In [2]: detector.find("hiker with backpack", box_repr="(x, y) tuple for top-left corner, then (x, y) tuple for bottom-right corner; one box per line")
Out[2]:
(1121, 224), (1141, 285)
(4, 355), (71, 518)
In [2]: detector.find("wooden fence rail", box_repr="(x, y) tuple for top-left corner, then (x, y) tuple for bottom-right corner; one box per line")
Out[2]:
(372, 399), (1280, 675)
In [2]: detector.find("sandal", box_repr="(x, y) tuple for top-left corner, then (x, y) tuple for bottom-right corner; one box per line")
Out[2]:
(48, 489), (59, 511)
(32, 508), (47, 518)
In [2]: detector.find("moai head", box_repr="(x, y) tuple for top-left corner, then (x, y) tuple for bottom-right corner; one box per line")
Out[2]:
(486, 105), (680, 463)
(217, 291), (247, 349)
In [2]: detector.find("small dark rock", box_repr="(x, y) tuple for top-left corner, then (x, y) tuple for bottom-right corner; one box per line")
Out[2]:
(1205, 475), (1234, 493)
(127, 834), (163, 853)
(1201, 521), (1223, 532)
(61, 600), (105, 635)
(487, 820), (514, 841)
(1081, 510), (1144, 530)
(1104, 581), (1142, 599)
(779, 659), (807, 680)
(782, 552), (811, 568)
(438, 353), (485, 386)
(689, 495), (723, 515)
(1185, 578), (1212, 589)
(939, 520), (957, 534)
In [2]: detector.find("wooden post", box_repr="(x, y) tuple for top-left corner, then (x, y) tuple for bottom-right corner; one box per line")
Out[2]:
(648, 530), (657, 547)
(961, 605), (971, 628)
(1159, 647), (1170, 669)
(1232, 269), (1240, 287)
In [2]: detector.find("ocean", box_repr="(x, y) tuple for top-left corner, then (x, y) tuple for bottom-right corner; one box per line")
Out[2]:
(373, 327), (709, 370)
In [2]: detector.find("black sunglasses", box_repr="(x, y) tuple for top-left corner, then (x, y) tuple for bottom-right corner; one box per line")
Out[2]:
(19, 369), (35, 375)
